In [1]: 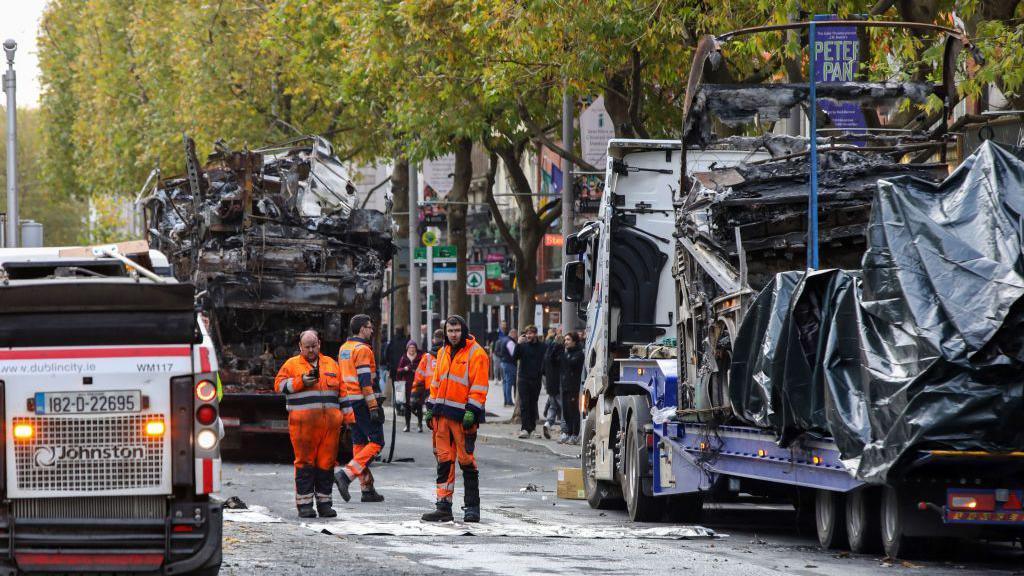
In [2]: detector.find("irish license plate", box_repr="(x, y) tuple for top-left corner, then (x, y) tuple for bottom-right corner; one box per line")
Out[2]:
(35, 391), (142, 415)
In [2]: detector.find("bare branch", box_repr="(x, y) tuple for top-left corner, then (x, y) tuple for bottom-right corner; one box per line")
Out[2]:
(483, 151), (525, 264)
(516, 102), (599, 172)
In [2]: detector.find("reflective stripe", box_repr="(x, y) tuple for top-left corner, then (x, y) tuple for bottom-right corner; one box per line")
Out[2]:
(280, 378), (293, 394)
(446, 373), (469, 386)
(468, 398), (484, 409)
(296, 495), (314, 505)
(288, 390), (338, 400)
(356, 366), (371, 375)
(286, 402), (341, 411)
(470, 385), (488, 393)
(343, 376), (359, 383)
(437, 398), (466, 409)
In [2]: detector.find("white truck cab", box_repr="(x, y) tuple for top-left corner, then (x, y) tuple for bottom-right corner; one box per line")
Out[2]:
(564, 141), (765, 509)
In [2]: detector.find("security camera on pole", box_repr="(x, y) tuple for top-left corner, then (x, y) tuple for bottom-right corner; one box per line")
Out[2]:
(2, 39), (17, 248)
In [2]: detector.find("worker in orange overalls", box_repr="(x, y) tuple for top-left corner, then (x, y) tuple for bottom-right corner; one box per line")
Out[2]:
(421, 315), (489, 523)
(274, 330), (343, 518)
(333, 314), (386, 503)
(410, 329), (444, 432)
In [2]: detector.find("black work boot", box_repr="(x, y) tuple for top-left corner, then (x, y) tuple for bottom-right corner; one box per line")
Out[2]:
(361, 489), (385, 503)
(333, 470), (352, 502)
(297, 504), (316, 518)
(421, 501), (454, 522)
(463, 506), (481, 523)
(316, 502), (338, 518)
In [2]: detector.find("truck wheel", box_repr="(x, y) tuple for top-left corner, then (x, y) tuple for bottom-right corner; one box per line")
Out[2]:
(881, 485), (916, 558)
(623, 416), (660, 522)
(845, 487), (882, 554)
(815, 489), (847, 549)
(665, 493), (704, 523)
(582, 410), (623, 510)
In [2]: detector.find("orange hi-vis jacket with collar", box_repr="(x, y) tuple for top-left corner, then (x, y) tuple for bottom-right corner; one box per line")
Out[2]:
(338, 337), (380, 416)
(413, 352), (436, 396)
(273, 353), (342, 412)
(426, 335), (489, 423)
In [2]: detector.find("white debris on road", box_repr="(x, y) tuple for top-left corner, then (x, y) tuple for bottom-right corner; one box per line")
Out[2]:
(304, 519), (715, 539)
(224, 505), (284, 524)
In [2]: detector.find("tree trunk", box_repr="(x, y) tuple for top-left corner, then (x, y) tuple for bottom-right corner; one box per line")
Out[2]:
(390, 157), (410, 335)
(515, 227), (543, 330)
(448, 138), (472, 319)
(604, 69), (637, 139)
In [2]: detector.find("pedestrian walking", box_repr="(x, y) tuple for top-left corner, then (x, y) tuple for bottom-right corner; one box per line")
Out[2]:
(495, 328), (518, 406)
(560, 331), (585, 444)
(384, 326), (407, 413)
(411, 330), (444, 433)
(333, 315), (386, 503)
(395, 340), (424, 432)
(273, 330), (343, 518)
(422, 315), (489, 523)
(513, 325), (545, 438)
(542, 328), (563, 440)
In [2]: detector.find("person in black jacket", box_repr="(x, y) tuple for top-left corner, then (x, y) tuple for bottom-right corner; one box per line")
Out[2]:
(542, 328), (563, 440)
(560, 331), (584, 444)
(513, 325), (546, 438)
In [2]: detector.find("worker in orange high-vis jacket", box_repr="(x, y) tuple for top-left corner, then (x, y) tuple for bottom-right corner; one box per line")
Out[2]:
(274, 330), (343, 518)
(410, 329), (444, 432)
(333, 314), (386, 503)
(422, 315), (489, 523)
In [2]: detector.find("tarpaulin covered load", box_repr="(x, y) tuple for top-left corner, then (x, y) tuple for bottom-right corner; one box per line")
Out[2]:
(729, 141), (1024, 483)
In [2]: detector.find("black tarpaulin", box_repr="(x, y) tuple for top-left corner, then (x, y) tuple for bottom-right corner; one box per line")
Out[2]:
(729, 141), (1024, 483)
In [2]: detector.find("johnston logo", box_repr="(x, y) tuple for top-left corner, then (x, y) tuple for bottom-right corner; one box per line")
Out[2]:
(33, 445), (147, 468)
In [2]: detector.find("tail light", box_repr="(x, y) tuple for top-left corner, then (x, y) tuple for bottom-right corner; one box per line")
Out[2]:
(195, 380), (217, 402)
(196, 404), (217, 426)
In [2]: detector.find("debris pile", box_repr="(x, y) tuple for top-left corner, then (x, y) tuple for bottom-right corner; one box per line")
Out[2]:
(142, 136), (392, 391)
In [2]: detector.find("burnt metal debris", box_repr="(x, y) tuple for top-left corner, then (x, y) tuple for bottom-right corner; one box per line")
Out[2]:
(143, 136), (392, 393)
(671, 21), (1024, 481)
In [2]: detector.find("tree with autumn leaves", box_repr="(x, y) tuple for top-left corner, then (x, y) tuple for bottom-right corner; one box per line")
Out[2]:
(35, 0), (1024, 329)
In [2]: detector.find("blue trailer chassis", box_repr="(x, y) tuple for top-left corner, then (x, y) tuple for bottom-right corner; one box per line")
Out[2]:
(617, 359), (1024, 530)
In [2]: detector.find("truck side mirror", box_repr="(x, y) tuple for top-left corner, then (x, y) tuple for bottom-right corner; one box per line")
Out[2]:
(565, 233), (584, 255)
(563, 260), (585, 303)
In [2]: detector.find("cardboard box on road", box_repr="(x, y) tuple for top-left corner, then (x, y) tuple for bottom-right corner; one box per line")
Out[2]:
(557, 468), (585, 500)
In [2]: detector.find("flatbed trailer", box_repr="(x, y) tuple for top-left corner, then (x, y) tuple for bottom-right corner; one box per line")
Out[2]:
(605, 358), (1024, 557)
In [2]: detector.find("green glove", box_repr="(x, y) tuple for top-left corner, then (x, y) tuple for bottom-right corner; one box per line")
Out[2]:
(424, 409), (434, 430)
(463, 410), (476, 430)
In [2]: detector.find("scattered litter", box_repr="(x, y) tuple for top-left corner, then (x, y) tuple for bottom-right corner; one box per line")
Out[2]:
(834, 551), (850, 559)
(520, 483), (540, 492)
(223, 496), (248, 509)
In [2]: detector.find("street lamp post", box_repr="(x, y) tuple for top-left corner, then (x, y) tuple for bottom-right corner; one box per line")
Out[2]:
(408, 162), (421, 347)
(3, 39), (17, 248)
(560, 81), (575, 331)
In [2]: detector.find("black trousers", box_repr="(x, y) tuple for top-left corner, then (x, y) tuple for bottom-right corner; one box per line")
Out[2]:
(562, 387), (581, 437)
(518, 377), (542, 432)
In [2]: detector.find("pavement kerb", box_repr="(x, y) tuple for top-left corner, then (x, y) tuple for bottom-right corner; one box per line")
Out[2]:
(476, 420), (581, 460)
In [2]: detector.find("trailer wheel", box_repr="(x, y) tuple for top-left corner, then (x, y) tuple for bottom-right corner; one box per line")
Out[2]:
(815, 489), (847, 549)
(623, 416), (660, 522)
(845, 487), (882, 554)
(881, 485), (915, 558)
(582, 410), (623, 510)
